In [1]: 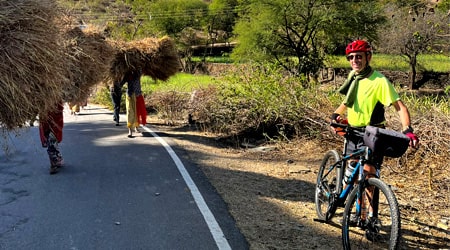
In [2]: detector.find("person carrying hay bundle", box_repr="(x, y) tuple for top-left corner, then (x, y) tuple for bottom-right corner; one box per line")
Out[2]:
(68, 102), (81, 115)
(120, 70), (147, 138)
(108, 36), (180, 136)
(39, 101), (65, 174)
(110, 79), (125, 126)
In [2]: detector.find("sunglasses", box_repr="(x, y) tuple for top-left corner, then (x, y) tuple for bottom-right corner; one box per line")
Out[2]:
(346, 54), (363, 61)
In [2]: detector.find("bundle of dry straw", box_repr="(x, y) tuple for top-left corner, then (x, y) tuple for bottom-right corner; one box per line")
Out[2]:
(62, 25), (115, 103)
(109, 36), (180, 82)
(0, 0), (70, 129)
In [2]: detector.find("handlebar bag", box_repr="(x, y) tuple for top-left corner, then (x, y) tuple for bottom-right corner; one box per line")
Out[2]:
(363, 125), (410, 158)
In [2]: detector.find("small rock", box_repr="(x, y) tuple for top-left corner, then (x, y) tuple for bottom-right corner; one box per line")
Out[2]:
(241, 142), (256, 148)
(249, 146), (277, 152)
(436, 222), (448, 230)
(389, 185), (398, 191)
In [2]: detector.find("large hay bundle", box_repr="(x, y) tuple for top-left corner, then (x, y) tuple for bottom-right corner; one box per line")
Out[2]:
(110, 36), (180, 82)
(62, 26), (115, 103)
(0, 0), (69, 129)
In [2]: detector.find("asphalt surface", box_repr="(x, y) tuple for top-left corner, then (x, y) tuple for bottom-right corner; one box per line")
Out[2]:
(0, 105), (248, 250)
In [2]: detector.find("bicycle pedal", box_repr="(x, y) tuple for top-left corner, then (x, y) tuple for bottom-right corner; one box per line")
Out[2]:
(313, 218), (328, 223)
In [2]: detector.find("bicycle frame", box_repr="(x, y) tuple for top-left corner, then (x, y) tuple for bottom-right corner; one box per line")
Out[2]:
(339, 147), (369, 200)
(321, 144), (381, 219)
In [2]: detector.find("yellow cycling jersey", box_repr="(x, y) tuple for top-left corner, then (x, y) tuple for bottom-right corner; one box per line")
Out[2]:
(346, 70), (400, 127)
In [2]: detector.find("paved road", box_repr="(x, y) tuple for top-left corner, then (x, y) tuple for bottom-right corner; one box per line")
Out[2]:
(0, 105), (247, 250)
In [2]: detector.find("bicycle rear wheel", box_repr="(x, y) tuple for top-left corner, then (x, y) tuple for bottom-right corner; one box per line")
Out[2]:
(315, 150), (343, 221)
(342, 178), (401, 250)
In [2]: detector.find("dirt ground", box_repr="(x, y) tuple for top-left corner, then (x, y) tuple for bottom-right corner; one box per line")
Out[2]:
(149, 118), (450, 250)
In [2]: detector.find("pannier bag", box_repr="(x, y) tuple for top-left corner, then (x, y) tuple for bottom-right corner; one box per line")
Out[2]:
(363, 126), (410, 158)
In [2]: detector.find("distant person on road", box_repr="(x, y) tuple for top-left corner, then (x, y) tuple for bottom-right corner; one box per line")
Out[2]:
(68, 97), (88, 115)
(122, 70), (147, 138)
(68, 102), (80, 115)
(110, 78), (125, 126)
(39, 101), (64, 175)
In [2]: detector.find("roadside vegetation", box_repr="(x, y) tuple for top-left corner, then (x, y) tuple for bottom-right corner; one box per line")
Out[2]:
(93, 61), (449, 164)
(80, 1), (449, 246)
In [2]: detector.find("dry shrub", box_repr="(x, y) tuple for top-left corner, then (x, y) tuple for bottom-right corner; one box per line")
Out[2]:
(186, 86), (250, 135)
(109, 36), (180, 82)
(0, 0), (70, 129)
(61, 24), (115, 103)
(147, 91), (190, 125)
(188, 87), (219, 123)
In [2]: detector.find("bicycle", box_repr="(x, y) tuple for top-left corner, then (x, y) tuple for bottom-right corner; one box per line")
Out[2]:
(315, 123), (410, 249)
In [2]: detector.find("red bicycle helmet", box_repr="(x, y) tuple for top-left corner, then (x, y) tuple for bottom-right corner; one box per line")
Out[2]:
(345, 40), (372, 55)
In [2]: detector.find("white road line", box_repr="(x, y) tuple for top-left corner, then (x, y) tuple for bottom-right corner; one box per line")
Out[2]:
(141, 125), (232, 250)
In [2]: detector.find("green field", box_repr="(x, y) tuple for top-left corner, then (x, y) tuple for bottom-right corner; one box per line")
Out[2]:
(326, 54), (450, 72)
(193, 54), (450, 72)
(141, 73), (217, 93)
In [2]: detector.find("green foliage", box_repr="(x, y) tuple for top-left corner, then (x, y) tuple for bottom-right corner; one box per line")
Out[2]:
(208, 0), (239, 34)
(231, 0), (387, 76)
(401, 92), (450, 115)
(436, 0), (450, 13)
(132, 0), (208, 37)
(328, 0), (387, 45)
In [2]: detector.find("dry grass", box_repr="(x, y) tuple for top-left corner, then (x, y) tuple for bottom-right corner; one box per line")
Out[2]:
(61, 22), (115, 103)
(109, 36), (180, 82)
(0, 0), (70, 129)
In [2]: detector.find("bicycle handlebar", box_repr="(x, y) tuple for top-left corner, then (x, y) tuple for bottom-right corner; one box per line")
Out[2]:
(330, 122), (348, 129)
(330, 122), (366, 137)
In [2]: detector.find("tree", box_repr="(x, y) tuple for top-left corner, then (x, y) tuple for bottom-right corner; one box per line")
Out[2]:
(231, 0), (387, 77)
(140, 0), (208, 37)
(324, 0), (387, 55)
(379, 3), (448, 89)
(207, 0), (238, 44)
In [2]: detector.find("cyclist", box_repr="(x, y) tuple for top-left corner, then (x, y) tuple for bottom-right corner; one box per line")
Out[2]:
(330, 39), (419, 221)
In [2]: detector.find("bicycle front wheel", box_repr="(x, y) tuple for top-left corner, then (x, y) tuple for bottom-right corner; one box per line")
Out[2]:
(342, 178), (401, 250)
(315, 150), (342, 221)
